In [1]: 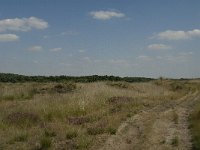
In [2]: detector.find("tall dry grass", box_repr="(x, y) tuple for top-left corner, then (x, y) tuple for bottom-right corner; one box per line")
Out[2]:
(0, 80), (191, 149)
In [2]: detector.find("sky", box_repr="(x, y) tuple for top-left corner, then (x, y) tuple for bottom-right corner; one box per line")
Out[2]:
(0, 0), (200, 78)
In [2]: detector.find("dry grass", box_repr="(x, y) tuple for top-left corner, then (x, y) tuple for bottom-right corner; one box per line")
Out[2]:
(0, 80), (192, 149)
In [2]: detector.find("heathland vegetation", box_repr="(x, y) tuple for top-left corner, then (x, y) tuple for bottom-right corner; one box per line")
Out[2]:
(0, 73), (153, 83)
(0, 74), (200, 149)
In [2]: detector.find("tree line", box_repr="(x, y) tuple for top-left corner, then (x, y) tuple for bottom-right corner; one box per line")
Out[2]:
(0, 73), (154, 83)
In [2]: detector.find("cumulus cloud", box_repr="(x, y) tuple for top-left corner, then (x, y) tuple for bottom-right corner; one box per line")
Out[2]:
(0, 34), (19, 42)
(154, 29), (200, 40)
(28, 46), (43, 52)
(0, 17), (48, 32)
(148, 44), (171, 50)
(50, 47), (62, 52)
(90, 10), (125, 20)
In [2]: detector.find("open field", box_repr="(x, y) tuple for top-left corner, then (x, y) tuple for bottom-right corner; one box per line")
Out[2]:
(0, 79), (200, 150)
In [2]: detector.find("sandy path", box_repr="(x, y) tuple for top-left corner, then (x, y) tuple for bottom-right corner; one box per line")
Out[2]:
(99, 91), (200, 150)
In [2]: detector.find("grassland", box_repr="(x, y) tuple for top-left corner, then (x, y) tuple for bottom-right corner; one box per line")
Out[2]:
(189, 102), (200, 149)
(0, 79), (199, 150)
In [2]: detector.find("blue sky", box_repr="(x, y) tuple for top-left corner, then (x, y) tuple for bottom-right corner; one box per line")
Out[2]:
(0, 0), (200, 78)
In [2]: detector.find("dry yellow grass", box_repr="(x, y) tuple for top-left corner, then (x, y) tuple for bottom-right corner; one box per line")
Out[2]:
(0, 80), (194, 149)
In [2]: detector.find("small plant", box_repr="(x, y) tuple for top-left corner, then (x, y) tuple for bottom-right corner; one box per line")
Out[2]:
(66, 130), (78, 139)
(170, 82), (184, 91)
(107, 82), (130, 89)
(76, 136), (91, 149)
(126, 113), (132, 118)
(44, 129), (56, 137)
(173, 111), (178, 124)
(87, 127), (104, 135)
(171, 136), (178, 146)
(44, 112), (53, 122)
(53, 82), (76, 93)
(108, 96), (133, 104)
(14, 133), (28, 142)
(106, 127), (117, 135)
(39, 137), (52, 150)
(8, 132), (28, 144)
(68, 116), (90, 125)
(3, 95), (15, 101)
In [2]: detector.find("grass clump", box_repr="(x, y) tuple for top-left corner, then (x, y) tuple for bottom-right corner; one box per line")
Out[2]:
(44, 129), (56, 137)
(170, 82), (184, 91)
(38, 137), (52, 150)
(67, 116), (90, 125)
(76, 135), (92, 149)
(87, 127), (104, 135)
(14, 133), (28, 142)
(171, 136), (178, 146)
(53, 82), (76, 93)
(106, 127), (117, 135)
(189, 104), (200, 150)
(66, 130), (78, 139)
(107, 82), (130, 89)
(4, 112), (40, 127)
(173, 111), (178, 124)
(8, 132), (28, 144)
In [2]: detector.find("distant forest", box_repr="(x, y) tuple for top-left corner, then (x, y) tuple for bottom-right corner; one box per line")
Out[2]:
(0, 73), (154, 83)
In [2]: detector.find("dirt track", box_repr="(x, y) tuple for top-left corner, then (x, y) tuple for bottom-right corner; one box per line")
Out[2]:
(99, 91), (200, 150)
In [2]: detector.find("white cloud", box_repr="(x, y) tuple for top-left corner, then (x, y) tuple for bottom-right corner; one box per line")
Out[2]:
(83, 57), (91, 62)
(0, 34), (19, 42)
(0, 17), (48, 32)
(59, 63), (72, 67)
(109, 59), (132, 67)
(137, 55), (152, 61)
(148, 44), (171, 50)
(33, 60), (39, 64)
(60, 31), (78, 36)
(90, 10), (125, 20)
(50, 47), (62, 52)
(154, 29), (200, 40)
(43, 35), (49, 39)
(78, 49), (85, 53)
(28, 46), (43, 52)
